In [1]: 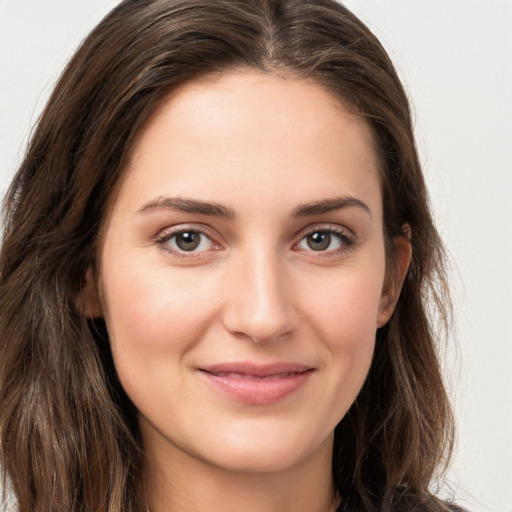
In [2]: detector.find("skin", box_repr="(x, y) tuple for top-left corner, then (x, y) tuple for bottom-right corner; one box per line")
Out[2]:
(84, 70), (410, 512)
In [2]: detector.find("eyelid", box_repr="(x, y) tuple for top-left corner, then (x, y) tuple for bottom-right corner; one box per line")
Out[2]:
(153, 222), (356, 259)
(293, 223), (356, 253)
(154, 224), (222, 257)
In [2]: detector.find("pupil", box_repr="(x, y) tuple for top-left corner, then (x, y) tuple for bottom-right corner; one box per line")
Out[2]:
(176, 232), (200, 251)
(307, 232), (331, 251)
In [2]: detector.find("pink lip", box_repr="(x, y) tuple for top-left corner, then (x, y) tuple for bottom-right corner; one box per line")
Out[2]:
(198, 362), (314, 405)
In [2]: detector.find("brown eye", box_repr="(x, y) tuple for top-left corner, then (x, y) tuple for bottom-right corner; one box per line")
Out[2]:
(159, 229), (216, 254)
(296, 227), (353, 254)
(175, 231), (201, 251)
(306, 231), (331, 251)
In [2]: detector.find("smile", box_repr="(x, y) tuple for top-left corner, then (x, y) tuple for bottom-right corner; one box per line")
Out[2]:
(198, 363), (315, 405)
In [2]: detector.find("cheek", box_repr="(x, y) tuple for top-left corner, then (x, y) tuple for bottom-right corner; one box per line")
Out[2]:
(99, 266), (223, 420)
(303, 268), (385, 347)
(298, 261), (385, 399)
(99, 258), (220, 383)
(286, 268), (383, 432)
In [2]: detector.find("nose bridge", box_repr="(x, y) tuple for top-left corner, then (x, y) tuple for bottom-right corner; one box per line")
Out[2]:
(223, 243), (293, 343)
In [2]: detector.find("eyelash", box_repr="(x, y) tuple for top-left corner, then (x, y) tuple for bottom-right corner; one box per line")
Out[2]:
(155, 224), (355, 258)
(155, 226), (220, 259)
(294, 226), (355, 256)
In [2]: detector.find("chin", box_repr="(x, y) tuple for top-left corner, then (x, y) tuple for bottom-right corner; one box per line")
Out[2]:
(221, 449), (303, 473)
(193, 425), (334, 474)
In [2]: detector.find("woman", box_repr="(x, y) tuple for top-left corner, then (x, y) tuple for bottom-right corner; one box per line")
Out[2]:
(0, 1), (458, 511)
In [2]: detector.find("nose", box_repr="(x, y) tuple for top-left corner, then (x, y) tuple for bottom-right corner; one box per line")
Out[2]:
(221, 248), (295, 344)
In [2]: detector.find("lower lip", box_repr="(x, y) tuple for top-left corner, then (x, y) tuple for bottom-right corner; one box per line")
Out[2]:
(199, 370), (313, 405)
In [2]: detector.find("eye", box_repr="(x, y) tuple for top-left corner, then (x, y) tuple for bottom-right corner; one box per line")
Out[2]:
(296, 227), (354, 253)
(157, 228), (218, 255)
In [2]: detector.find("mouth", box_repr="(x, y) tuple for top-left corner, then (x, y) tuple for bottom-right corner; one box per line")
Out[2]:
(198, 362), (315, 405)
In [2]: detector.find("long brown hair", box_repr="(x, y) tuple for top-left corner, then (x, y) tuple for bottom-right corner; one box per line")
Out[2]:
(0, 1), (454, 511)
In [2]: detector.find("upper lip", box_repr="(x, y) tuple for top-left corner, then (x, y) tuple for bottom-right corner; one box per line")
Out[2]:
(199, 362), (314, 378)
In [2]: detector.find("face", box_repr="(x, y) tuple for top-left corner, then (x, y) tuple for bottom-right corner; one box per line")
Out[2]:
(86, 70), (406, 475)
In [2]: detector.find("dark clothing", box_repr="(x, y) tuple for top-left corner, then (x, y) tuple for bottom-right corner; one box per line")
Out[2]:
(336, 497), (466, 512)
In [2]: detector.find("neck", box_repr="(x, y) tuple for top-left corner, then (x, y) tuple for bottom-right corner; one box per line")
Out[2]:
(143, 432), (339, 512)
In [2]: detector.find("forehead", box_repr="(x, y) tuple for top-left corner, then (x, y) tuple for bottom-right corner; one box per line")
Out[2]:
(118, 70), (382, 219)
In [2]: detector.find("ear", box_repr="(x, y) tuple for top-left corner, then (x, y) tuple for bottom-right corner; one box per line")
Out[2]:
(377, 225), (412, 328)
(79, 266), (103, 318)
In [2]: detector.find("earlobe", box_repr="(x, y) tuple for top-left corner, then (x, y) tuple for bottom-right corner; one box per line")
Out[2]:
(79, 267), (103, 318)
(377, 225), (412, 328)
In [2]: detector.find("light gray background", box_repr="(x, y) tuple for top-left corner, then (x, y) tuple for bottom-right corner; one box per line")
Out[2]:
(1, 1), (511, 511)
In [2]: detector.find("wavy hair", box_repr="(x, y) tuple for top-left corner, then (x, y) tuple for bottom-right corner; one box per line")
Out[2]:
(0, 1), (454, 511)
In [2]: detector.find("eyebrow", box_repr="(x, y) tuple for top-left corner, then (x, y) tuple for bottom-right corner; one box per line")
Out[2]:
(137, 195), (371, 219)
(292, 196), (372, 218)
(138, 196), (235, 217)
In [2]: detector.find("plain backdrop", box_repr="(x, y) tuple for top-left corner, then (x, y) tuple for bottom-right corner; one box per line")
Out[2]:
(1, 1), (511, 511)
